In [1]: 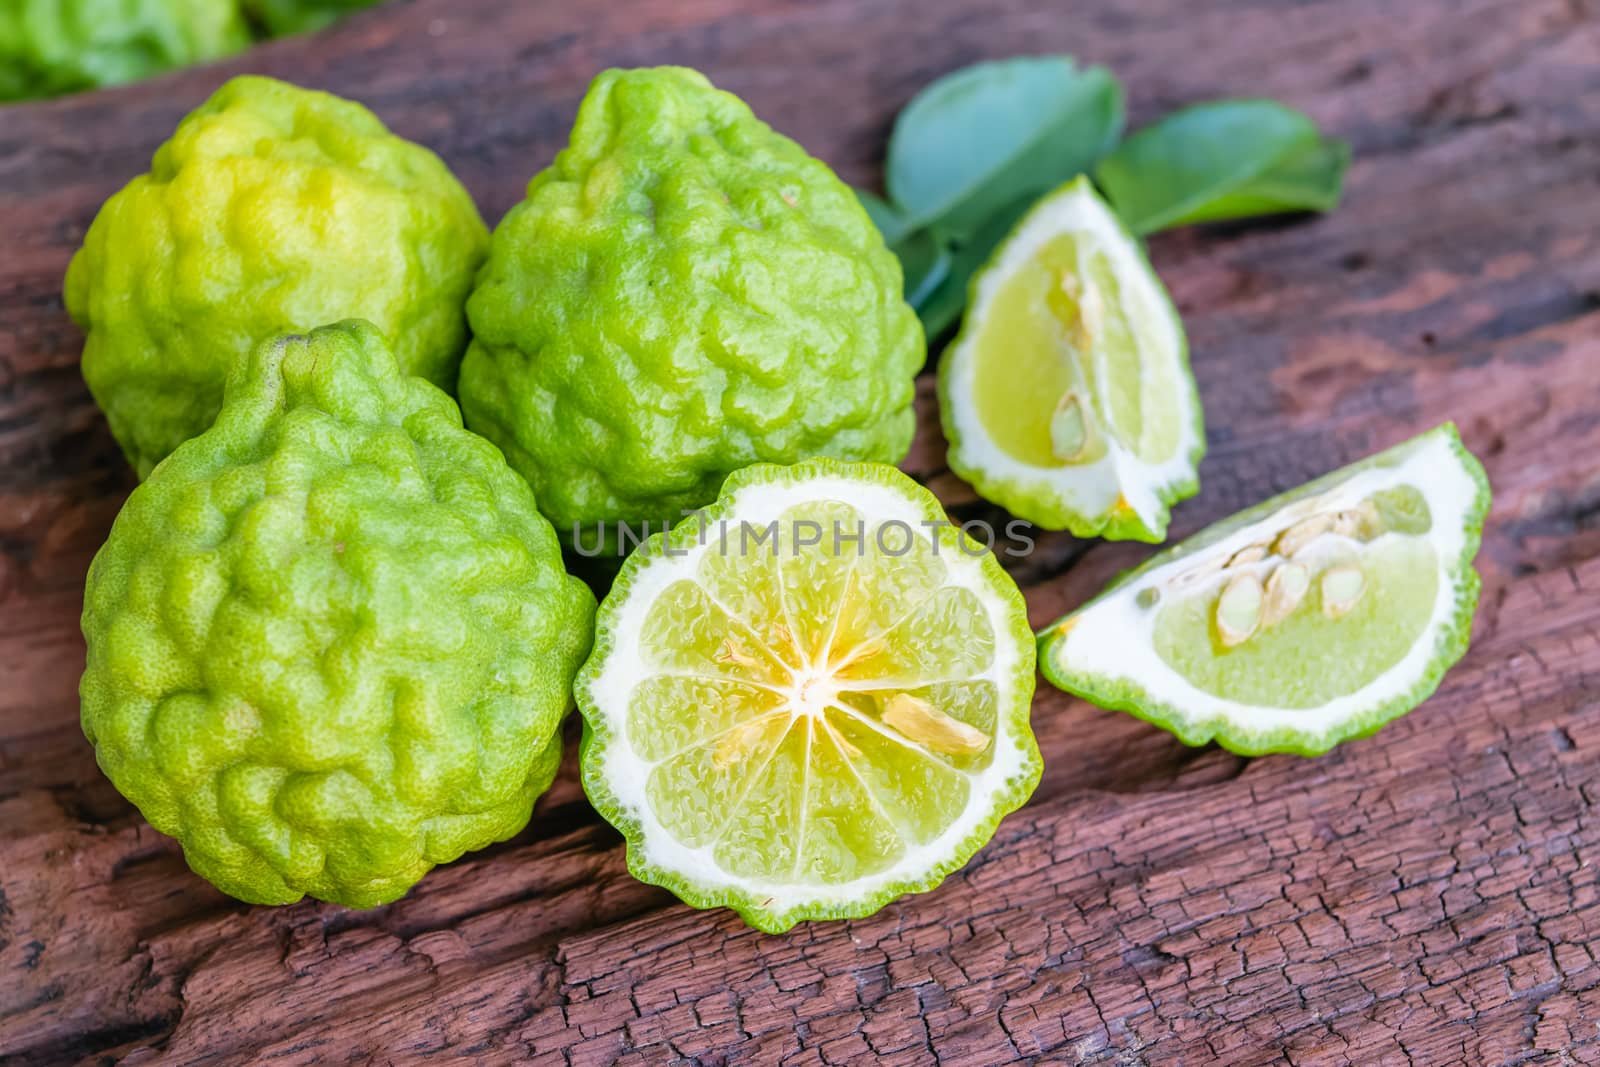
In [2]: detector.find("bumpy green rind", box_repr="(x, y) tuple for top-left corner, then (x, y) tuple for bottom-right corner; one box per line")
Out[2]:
(937, 176), (1204, 543)
(0, 0), (252, 102)
(575, 459), (1041, 933)
(460, 67), (924, 549)
(65, 75), (489, 478)
(243, 0), (383, 36)
(80, 320), (595, 907)
(1037, 424), (1491, 756)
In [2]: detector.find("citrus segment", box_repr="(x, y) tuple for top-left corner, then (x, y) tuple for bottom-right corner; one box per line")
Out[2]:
(1039, 425), (1489, 755)
(578, 460), (1040, 932)
(939, 176), (1203, 541)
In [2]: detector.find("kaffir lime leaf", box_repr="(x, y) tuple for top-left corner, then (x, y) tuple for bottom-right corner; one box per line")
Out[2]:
(1038, 425), (1490, 755)
(576, 460), (1040, 932)
(938, 176), (1204, 542)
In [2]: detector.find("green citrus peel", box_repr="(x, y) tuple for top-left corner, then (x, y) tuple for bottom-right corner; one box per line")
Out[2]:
(460, 67), (922, 548)
(80, 321), (595, 908)
(66, 75), (488, 478)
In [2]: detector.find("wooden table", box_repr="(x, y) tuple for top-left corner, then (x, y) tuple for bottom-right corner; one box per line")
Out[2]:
(3, 1), (1598, 1063)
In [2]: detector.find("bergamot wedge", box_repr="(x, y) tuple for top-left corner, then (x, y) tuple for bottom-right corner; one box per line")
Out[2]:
(1038, 424), (1490, 755)
(65, 75), (489, 478)
(577, 460), (1040, 932)
(460, 67), (923, 549)
(938, 176), (1203, 542)
(0, 0), (252, 102)
(80, 321), (595, 908)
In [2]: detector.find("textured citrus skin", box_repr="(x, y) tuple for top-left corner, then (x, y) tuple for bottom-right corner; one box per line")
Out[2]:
(0, 0), (251, 102)
(244, 0), (382, 36)
(65, 75), (489, 479)
(80, 321), (596, 908)
(460, 67), (924, 546)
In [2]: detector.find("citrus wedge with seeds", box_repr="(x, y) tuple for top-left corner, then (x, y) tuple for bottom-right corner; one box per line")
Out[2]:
(577, 459), (1041, 933)
(938, 175), (1204, 542)
(1038, 424), (1490, 756)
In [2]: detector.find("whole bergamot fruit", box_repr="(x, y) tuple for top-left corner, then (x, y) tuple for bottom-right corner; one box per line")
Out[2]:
(0, 0), (252, 102)
(243, 0), (382, 37)
(80, 320), (596, 908)
(459, 66), (923, 548)
(65, 75), (489, 479)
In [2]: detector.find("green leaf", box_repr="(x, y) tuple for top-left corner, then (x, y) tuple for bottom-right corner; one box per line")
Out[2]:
(914, 195), (1036, 340)
(894, 228), (953, 309)
(1094, 99), (1348, 234)
(857, 190), (955, 309)
(886, 56), (1124, 238)
(1182, 135), (1350, 222)
(855, 187), (912, 246)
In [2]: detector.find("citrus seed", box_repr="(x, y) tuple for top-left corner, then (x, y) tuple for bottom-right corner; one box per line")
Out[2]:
(1320, 565), (1367, 618)
(881, 694), (989, 756)
(1332, 500), (1382, 541)
(1216, 573), (1264, 647)
(1260, 562), (1311, 627)
(1227, 543), (1270, 568)
(1049, 392), (1094, 463)
(1274, 513), (1335, 557)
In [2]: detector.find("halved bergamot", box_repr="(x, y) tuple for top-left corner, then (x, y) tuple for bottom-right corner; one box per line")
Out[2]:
(576, 459), (1041, 932)
(1039, 424), (1490, 755)
(938, 175), (1204, 542)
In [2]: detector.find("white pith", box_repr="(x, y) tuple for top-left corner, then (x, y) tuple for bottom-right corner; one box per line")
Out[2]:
(943, 179), (1200, 530)
(585, 473), (1032, 915)
(1047, 430), (1479, 739)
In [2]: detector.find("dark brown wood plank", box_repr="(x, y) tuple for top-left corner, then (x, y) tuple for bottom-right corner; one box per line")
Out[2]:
(2, 0), (1599, 1063)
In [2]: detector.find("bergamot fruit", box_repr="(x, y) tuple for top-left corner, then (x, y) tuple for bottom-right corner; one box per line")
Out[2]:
(65, 75), (489, 479)
(0, 0), (252, 102)
(243, 0), (382, 36)
(460, 67), (923, 549)
(577, 459), (1041, 932)
(80, 320), (596, 908)
(938, 176), (1204, 542)
(1039, 424), (1489, 755)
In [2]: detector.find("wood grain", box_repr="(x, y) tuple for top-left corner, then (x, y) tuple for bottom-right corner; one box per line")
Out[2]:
(2, 0), (1599, 1062)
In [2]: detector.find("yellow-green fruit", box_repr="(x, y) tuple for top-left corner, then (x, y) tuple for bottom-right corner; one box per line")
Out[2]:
(460, 67), (924, 547)
(0, 0), (252, 102)
(65, 75), (489, 478)
(81, 321), (596, 907)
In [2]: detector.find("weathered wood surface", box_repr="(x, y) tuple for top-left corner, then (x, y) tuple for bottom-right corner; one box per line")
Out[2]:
(2, 0), (1599, 1062)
